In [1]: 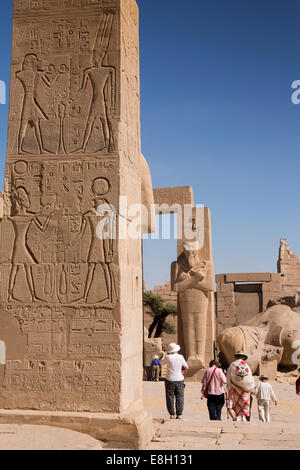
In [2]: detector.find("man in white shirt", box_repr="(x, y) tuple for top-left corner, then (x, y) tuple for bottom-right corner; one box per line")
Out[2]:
(161, 343), (189, 419)
(253, 375), (278, 423)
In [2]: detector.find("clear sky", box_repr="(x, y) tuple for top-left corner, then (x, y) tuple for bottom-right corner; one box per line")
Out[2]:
(0, 1), (300, 290)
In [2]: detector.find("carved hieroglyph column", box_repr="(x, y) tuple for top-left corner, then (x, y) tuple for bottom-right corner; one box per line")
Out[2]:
(0, 0), (151, 437)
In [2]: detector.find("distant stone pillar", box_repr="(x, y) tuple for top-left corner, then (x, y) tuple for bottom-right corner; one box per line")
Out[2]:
(0, 0), (152, 448)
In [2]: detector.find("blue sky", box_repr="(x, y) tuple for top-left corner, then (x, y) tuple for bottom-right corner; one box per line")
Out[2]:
(0, 1), (300, 289)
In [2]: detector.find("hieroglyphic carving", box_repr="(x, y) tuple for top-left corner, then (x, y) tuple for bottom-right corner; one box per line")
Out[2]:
(73, 13), (116, 153)
(9, 12), (117, 158)
(5, 303), (120, 358)
(0, 0), (144, 415)
(2, 159), (118, 305)
(4, 358), (120, 393)
(14, 0), (118, 14)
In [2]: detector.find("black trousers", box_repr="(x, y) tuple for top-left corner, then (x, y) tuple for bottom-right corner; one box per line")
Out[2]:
(207, 393), (225, 421)
(165, 380), (185, 416)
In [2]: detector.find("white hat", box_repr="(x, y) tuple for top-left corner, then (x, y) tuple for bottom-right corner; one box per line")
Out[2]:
(167, 343), (181, 354)
(152, 355), (159, 359)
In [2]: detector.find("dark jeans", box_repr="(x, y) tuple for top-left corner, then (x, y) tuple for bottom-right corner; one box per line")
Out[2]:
(165, 380), (185, 416)
(207, 393), (225, 421)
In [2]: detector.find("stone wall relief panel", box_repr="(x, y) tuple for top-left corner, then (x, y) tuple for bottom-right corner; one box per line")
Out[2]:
(8, 11), (120, 158)
(1, 158), (119, 306)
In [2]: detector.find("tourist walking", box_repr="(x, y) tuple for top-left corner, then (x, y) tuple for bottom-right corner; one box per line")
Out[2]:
(253, 375), (277, 423)
(161, 343), (189, 420)
(201, 360), (227, 421)
(227, 351), (254, 422)
(150, 355), (161, 381)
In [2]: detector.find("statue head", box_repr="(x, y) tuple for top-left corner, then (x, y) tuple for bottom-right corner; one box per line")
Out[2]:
(22, 54), (39, 72)
(183, 241), (201, 268)
(91, 178), (110, 209)
(92, 50), (106, 67)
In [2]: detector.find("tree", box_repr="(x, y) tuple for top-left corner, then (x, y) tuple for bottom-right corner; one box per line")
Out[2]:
(143, 292), (177, 338)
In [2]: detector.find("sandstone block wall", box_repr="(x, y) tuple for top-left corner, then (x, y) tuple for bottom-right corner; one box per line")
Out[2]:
(216, 273), (282, 335)
(278, 238), (300, 290)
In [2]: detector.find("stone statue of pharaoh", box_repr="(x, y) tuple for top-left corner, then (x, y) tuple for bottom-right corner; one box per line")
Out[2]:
(171, 241), (214, 369)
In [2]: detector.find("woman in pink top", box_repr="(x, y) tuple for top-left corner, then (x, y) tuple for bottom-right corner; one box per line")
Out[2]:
(201, 360), (227, 421)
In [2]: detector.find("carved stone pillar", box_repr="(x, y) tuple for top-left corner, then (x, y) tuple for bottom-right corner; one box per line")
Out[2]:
(0, 0), (152, 449)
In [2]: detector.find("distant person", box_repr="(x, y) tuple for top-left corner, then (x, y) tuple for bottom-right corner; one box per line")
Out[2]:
(150, 355), (161, 382)
(161, 343), (189, 420)
(201, 360), (227, 421)
(253, 375), (277, 423)
(296, 369), (300, 396)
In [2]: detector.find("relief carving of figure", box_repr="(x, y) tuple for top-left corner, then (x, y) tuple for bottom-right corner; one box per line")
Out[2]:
(8, 187), (39, 302)
(171, 242), (214, 369)
(8, 189), (56, 303)
(16, 54), (59, 155)
(74, 14), (116, 154)
(72, 177), (116, 303)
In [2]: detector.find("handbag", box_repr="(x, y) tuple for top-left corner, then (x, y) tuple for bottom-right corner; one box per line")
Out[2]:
(204, 367), (217, 398)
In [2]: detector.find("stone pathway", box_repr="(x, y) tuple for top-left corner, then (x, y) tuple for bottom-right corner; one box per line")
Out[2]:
(0, 379), (298, 449)
(143, 379), (300, 450)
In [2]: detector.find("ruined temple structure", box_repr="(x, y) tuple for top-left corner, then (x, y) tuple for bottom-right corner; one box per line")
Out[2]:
(216, 239), (300, 336)
(278, 238), (300, 291)
(0, 0), (155, 449)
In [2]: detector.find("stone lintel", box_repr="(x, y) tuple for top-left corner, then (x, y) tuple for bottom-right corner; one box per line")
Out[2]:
(153, 186), (194, 209)
(225, 273), (272, 283)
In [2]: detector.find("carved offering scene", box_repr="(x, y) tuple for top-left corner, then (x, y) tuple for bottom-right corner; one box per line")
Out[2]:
(0, 159), (119, 307)
(8, 12), (119, 159)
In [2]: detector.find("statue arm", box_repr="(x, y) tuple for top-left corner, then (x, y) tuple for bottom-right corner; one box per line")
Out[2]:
(71, 214), (88, 245)
(33, 215), (51, 233)
(41, 71), (59, 88)
(194, 274), (215, 293)
(173, 274), (200, 293)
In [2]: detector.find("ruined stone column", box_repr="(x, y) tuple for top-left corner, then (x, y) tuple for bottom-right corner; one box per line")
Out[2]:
(0, 0), (152, 448)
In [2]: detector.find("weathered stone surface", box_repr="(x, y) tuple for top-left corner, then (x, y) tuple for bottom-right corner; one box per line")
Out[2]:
(0, 424), (103, 450)
(218, 302), (300, 371)
(171, 208), (215, 373)
(225, 273), (271, 283)
(0, 407), (153, 450)
(278, 238), (300, 289)
(0, 0), (154, 448)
